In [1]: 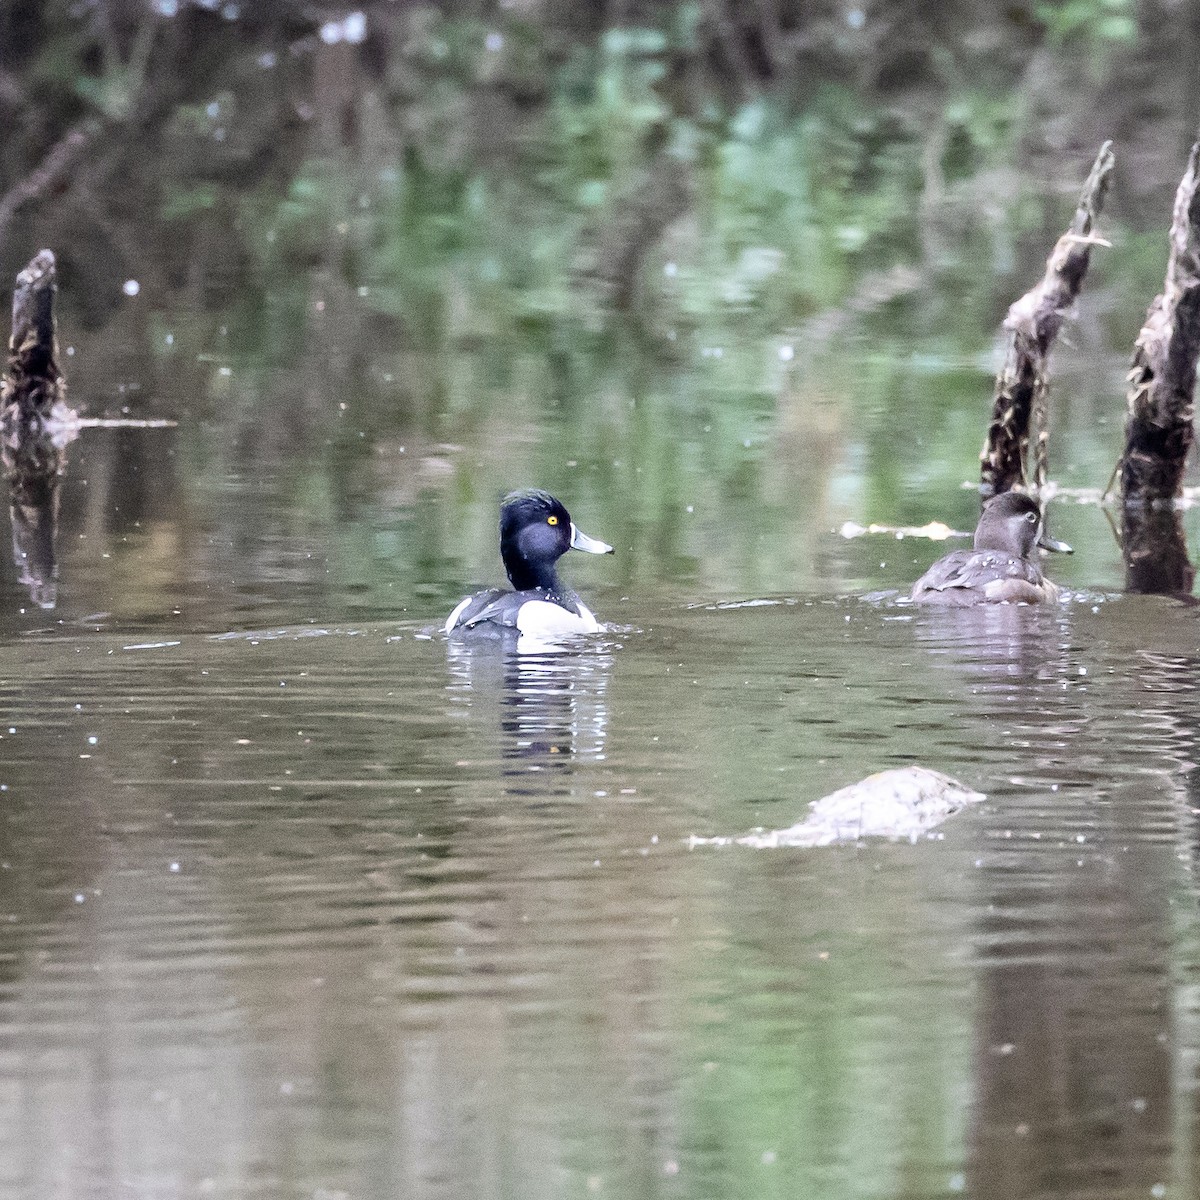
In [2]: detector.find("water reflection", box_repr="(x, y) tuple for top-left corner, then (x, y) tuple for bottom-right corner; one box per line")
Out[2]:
(446, 640), (613, 795)
(913, 602), (1189, 1197)
(2, 409), (68, 609)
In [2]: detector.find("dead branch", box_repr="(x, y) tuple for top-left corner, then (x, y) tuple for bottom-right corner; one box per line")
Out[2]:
(980, 140), (1114, 496)
(1120, 138), (1200, 504)
(1117, 137), (1200, 594)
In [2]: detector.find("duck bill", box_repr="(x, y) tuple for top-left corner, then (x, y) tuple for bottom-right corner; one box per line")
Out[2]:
(570, 523), (614, 555)
(1038, 530), (1073, 554)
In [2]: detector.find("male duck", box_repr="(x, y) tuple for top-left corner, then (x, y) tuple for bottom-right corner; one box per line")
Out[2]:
(445, 489), (614, 636)
(911, 491), (1071, 606)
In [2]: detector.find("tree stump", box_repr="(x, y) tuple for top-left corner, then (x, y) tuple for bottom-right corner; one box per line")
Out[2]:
(980, 142), (1114, 497)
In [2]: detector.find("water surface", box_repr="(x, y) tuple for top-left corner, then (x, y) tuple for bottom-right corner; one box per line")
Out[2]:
(2, 506), (1199, 1197)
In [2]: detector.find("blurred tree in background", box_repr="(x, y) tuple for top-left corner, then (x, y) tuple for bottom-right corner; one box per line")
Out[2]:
(1, 0), (1194, 355)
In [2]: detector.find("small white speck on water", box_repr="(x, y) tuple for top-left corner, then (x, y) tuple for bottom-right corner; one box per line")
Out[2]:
(122, 279), (140, 296)
(778, 344), (795, 361)
(74, 893), (85, 904)
(87, 735), (98, 745)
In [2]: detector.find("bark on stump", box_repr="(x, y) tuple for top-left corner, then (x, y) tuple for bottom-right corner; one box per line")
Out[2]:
(980, 141), (1114, 498)
(1, 249), (66, 609)
(1120, 138), (1200, 595)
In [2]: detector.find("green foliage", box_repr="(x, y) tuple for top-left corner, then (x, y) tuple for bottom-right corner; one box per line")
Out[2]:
(1035, 0), (1137, 76)
(1036, 0), (1137, 46)
(161, 184), (219, 222)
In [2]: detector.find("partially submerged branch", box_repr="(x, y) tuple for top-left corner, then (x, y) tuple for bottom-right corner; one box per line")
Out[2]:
(1123, 507), (1195, 595)
(980, 141), (1114, 496)
(1118, 136), (1200, 595)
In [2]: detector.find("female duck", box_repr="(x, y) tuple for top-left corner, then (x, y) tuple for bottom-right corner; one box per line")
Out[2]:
(445, 489), (614, 636)
(912, 491), (1070, 606)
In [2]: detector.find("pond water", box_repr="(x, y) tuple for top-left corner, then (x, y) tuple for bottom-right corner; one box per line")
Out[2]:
(2, 320), (1200, 1200)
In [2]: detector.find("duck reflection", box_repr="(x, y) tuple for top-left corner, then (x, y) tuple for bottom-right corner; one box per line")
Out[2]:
(912, 602), (1076, 696)
(446, 639), (612, 795)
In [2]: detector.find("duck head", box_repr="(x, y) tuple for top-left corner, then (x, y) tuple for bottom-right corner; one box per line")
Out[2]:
(974, 492), (1072, 559)
(499, 489), (613, 591)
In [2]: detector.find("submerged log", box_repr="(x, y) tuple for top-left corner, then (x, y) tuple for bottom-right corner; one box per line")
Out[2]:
(1, 250), (68, 609)
(1119, 138), (1200, 595)
(980, 141), (1114, 497)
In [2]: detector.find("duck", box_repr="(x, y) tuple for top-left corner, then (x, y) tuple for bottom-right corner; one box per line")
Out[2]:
(911, 491), (1071, 606)
(445, 489), (614, 637)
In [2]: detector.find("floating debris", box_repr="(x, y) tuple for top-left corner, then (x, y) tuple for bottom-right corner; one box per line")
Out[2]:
(839, 520), (963, 542)
(690, 766), (984, 848)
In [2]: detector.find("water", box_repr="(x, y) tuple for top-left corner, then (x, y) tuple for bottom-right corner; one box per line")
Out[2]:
(2, 437), (1200, 1200)
(0, 261), (1193, 1197)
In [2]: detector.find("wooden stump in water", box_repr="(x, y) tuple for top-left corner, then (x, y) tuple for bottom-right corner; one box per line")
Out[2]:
(1119, 138), (1200, 595)
(1, 249), (68, 609)
(980, 141), (1114, 498)
(3, 249), (64, 419)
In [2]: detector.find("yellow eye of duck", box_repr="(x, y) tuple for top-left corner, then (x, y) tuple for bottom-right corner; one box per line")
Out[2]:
(547, 515), (559, 526)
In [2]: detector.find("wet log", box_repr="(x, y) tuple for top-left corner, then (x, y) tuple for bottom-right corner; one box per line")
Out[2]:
(980, 141), (1114, 497)
(1119, 138), (1200, 596)
(3, 249), (64, 419)
(1121, 139), (1200, 504)
(1, 250), (67, 609)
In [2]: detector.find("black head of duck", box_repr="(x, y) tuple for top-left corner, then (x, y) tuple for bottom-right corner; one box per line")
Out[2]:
(911, 491), (1071, 606)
